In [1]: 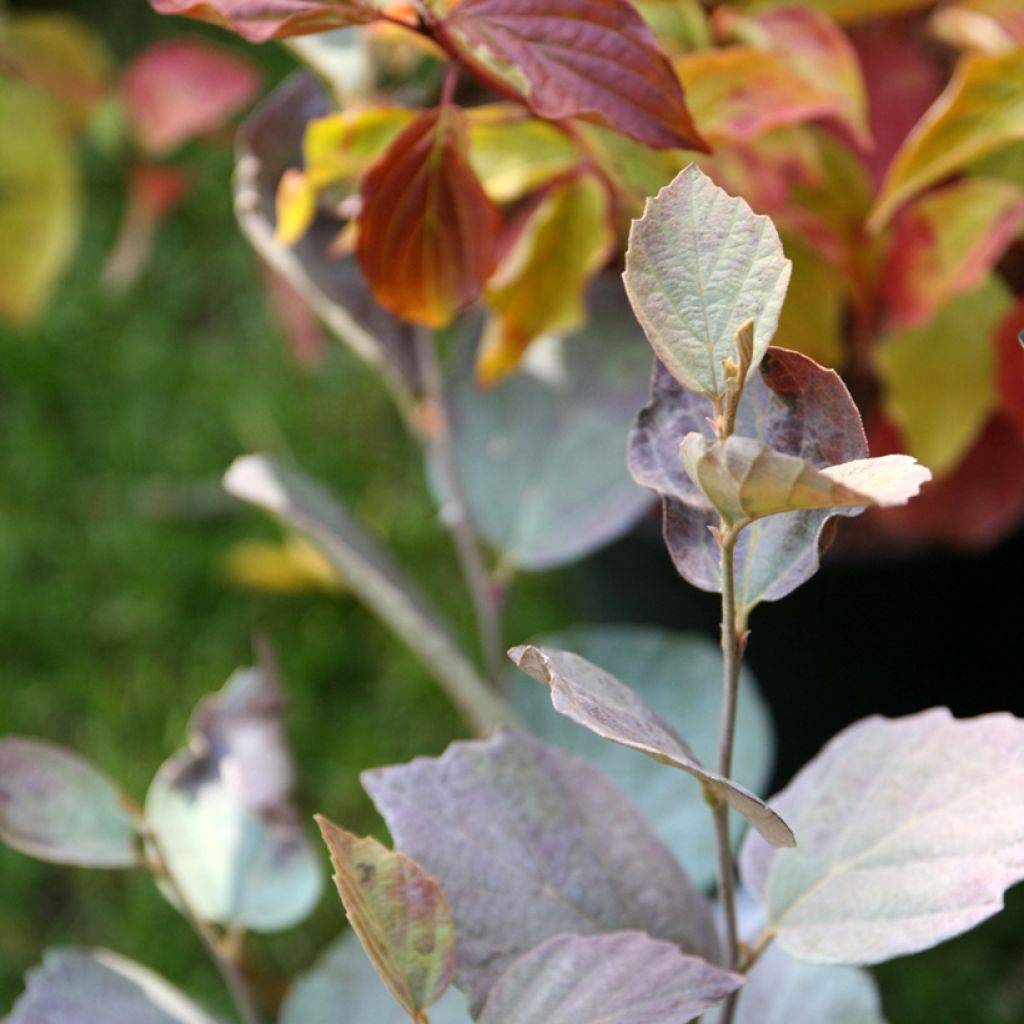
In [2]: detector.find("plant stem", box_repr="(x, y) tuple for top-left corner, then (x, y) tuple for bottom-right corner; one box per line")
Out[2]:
(143, 827), (262, 1024)
(713, 523), (745, 1024)
(414, 327), (506, 684)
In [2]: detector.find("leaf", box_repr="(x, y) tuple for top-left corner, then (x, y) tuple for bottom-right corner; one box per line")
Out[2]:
(357, 105), (501, 328)
(673, 48), (843, 144)
(302, 107), (417, 191)
(466, 105), (581, 204)
(930, 1), (1024, 52)
(741, 708), (1024, 965)
(0, 80), (80, 325)
(771, 236), (845, 367)
(477, 171), (615, 383)
(745, 0), (935, 21)
(997, 299), (1024, 440)
(870, 47), (1024, 229)
(442, 0), (708, 151)
(679, 434), (930, 525)
(121, 39), (260, 155)
(223, 536), (343, 592)
(509, 644), (793, 847)
(504, 624), (775, 889)
(362, 729), (720, 1014)
(445, 279), (653, 571)
(636, 0), (712, 55)
(629, 348), (869, 606)
(148, 0), (383, 42)
(877, 276), (1011, 475)
(624, 163), (792, 399)
(281, 932), (471, 1024)
(0, 738), (137, 868)
(0, 12), (112, 130)
(145, 659), (324, 931)
(477, 932), (744, 1024)
(223, 455), (512, 733)
(868, 413), (1024, 548)
(236, 74), (423, 403)
(712, 6), (871, 148)
(705, 943), (885, 1024)
(881, 177), (1024, 329)
(316, 818), (456, 1018)
(7, 948), (218, 1024)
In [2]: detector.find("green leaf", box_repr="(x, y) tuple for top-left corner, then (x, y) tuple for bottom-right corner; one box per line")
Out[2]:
(624, 163), (792, 398)
(742, 708), (1024, 965)
(223, 454), (513, 733)
(0, 79), (80, 325)
(502, 625), (775, 889)
(316, 818), (456, 1019)
(741, 0), (934, 22)
(145, 663), (323, 932)
(281, 933), (471, 1024)
(679, 434), (930, 525)
(877, 276), (1012, 475)
(445, 282), (653, 571)
(363, 729), (720, 1014)
(870, 47), (1024, 229)
(0, 737), (137, 868)
(7, 948), (218, 1024)
(509, 644), (793, 847)
(772, 236), (845, 367)
(477, 932), (743, 1024)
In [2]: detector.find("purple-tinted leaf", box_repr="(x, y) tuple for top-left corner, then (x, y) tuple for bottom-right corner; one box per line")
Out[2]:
(145, 658), (323, 932)
(504, 625), (775, 889)
(445, 279), (653, 571)
(509, 645), (793, 848)
(442, 0), (708, 152)
(362, 729), (719, 1014)
(0, 738), (137, 868)
(624, 164), (791, 398)
(149, 0), (381, 43)
(223, 455), (512, 734)
(705, 943), (884, 1024)
(234, 74), (423, 407)
(741, 708), (1024, 965)
(628, 348), (869, 607)
(478, 932), (743, 1024)
(7, 948), (217, 1024)
(316, 817), (456, 1017)
(281, 932), (471, 1024)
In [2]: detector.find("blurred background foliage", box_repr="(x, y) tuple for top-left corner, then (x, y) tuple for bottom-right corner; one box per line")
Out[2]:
(1, 2), (1023, 1022)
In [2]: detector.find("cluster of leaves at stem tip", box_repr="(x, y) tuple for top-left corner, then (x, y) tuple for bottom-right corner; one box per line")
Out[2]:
(4, 1), (1024, 1024)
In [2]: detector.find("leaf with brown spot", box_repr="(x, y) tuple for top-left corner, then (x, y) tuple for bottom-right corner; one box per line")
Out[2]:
(357, 105), (501, 328)
(316, 817), (456, 1020)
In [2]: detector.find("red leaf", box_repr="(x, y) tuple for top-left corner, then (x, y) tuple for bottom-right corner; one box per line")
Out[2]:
(868, 413), (1024, 548)
(148, 0), (381, 43)
(357, 105), (501, 328)
(122, 39), (261, 154)
(441, 0), (708, 151)
(997, 298), (1024, 440)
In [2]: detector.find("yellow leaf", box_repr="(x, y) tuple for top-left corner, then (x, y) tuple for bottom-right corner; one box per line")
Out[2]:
(870, 48), (1024, 229)
(877, 276), (1011, 476)
(635, 0), (711, 55)
(477, 172), (614, 385)
(302, 106), (415, 189)
(224, 537), (344, 593)
(274, 168), (317, 246)
(773, 236), (846, 367)
(740, 0), (934, 22)
(467, 105), (580, 204)
(0, 80), (80, 325)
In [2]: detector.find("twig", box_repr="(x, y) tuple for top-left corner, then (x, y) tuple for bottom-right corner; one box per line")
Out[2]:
(414, 327), (506, 683)
(142, 826), (262, 1024)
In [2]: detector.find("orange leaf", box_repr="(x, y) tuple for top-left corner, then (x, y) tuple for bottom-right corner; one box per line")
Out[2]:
(357, 105), (501, 328)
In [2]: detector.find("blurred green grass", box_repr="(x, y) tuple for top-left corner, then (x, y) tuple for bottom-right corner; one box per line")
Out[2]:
(3, 5), (1024, 1022)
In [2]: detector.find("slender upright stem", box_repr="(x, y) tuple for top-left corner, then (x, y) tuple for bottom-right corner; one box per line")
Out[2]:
(414, 327), (506, 683)
(713, 524), (745, 1024)
(143, 828), (262, 1024)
